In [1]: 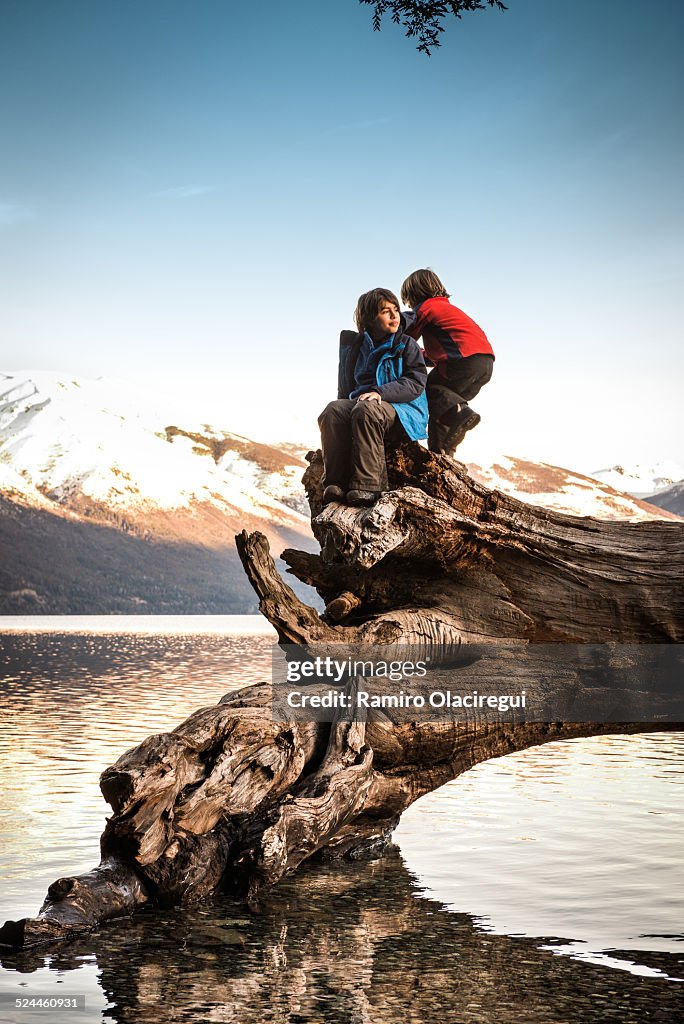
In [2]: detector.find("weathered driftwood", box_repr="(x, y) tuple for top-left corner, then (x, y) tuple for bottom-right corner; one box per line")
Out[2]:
(2, 446), (682, 950)
(290, 446), (684, 644)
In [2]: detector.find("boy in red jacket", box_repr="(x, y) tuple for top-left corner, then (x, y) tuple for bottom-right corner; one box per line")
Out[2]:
(401, 268), (494, 455)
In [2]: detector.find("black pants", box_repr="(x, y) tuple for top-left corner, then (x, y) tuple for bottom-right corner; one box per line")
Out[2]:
(318, 399), (398, 492)
(426, 354), (494, 451)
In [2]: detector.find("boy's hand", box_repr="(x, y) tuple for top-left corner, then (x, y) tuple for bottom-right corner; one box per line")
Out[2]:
(358, 391), (381, 403)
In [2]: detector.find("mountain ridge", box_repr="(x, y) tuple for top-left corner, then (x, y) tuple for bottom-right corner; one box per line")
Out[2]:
(0, 370), (679, 614)
(644, 481), (684, 518)
(0, 371), (317, 613)
(589, 461), (684, 498)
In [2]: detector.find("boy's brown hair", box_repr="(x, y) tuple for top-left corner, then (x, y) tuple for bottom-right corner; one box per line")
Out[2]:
(354, 287), (400, 333)
(401, 269), (450, 309)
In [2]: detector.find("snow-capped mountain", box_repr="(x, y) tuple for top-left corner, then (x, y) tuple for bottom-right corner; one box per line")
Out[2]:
(0, 371), (679, 614)
(0, 371), (309, 521)
(0, 371), (316, 614)
(589, 461), (684, 498)
(468, 456), (681, 522)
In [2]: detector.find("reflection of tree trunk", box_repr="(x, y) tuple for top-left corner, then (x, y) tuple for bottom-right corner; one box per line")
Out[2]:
(4, 853), (683, 1024)
(2, 447), (682, 950)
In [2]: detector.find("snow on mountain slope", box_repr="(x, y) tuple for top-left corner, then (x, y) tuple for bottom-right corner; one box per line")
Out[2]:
(0, 371), (320, 614)
(589, 461), (684, 498)
(1, 371), (679, 536)
(0, 371), (310, 528)
(468, 456), (681, 521)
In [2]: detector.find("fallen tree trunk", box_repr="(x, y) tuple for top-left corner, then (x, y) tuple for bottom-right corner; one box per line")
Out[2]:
(2, 447), (682, 950)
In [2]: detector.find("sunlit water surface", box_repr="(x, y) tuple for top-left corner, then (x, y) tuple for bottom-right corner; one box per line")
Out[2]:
(0, 619), (682, 1024)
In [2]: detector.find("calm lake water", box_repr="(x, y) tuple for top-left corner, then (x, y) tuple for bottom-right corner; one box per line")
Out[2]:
(0, 618), (682, 1024)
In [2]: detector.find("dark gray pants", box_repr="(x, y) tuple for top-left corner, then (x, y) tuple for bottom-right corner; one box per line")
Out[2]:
(318, 399), (398, 492)
(426, 354), (494, 451)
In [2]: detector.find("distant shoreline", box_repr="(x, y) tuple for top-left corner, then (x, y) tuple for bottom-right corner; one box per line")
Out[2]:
(0, 614), (276, 634)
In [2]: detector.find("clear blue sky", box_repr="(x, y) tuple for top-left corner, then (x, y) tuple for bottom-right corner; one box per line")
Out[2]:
(1, 0), (683, 469)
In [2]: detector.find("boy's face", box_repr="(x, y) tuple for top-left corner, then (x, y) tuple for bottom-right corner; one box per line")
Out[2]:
(371, 300), (400, 338)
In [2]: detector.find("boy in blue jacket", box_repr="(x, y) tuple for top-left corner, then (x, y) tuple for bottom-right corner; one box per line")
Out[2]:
(318, 287), (428, 507)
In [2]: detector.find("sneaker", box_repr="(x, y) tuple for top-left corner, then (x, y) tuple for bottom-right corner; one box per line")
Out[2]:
(346, 489), (382, 506)
(322, 485), (346, 504)
(442, 406), (481, 452)
(325, 591), (361, 623)
(427, 423), (443, 454)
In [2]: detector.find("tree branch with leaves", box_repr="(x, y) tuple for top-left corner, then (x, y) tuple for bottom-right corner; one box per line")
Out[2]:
(359, 0), (508, 54)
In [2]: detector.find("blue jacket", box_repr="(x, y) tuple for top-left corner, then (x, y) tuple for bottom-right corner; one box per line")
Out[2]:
(337, 328), (428, 441)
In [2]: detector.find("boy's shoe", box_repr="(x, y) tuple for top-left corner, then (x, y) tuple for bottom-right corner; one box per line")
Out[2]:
(427, 423), (443, 454)
(325, 591), (362, 623)
(322, 485), (346, 504)
(442, 406), (481, 453)
(346, 489), (382, 506)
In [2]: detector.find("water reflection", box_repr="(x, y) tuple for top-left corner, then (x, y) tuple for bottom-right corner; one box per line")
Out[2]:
(0, 629), (273, 917)
(396, 734), (684, 969)
(1, 625), (683, 1024)
(2, 854), (683, 1024)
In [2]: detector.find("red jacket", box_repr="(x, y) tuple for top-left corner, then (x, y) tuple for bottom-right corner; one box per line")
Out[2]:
(406, 296), (494, 377)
